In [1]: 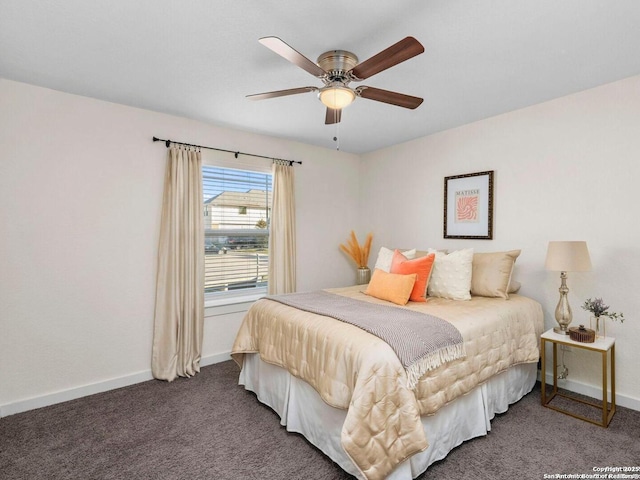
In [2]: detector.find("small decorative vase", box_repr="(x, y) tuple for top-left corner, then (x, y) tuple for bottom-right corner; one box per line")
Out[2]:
(590, 315), (605, 338)
(356, 266), (371, 285)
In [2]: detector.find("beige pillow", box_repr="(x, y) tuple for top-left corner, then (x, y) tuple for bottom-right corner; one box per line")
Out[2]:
(508, 280), (522, 294)
(364, 269), (417, 305)
(471, 250), (521, 299)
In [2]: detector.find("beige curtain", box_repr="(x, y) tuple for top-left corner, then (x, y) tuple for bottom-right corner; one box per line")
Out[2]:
(152, 146), (204, 381)
(268, 161), (296, 294)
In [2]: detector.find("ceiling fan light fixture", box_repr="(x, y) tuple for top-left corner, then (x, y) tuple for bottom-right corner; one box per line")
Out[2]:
(319, 86), (356, 110)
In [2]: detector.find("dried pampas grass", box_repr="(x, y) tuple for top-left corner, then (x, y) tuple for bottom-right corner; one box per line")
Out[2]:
(339, 231), (373, 268)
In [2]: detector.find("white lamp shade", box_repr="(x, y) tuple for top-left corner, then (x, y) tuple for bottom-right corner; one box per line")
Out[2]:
(319, 86), (356, 110)
(545, 241), (592, 272)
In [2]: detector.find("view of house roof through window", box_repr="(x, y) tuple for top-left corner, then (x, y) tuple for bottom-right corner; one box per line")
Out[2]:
(202, 166), (272, 295)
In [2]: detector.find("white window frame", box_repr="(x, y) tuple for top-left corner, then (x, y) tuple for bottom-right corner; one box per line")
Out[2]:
(202, 151), (272, 308)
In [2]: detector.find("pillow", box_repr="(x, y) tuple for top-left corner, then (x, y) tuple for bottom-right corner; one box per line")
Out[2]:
(508, 279), (522, 294)
(427, 248), (474, 300)
(364, 268), (417, 305)
(471, 250), (521, 299)
(390, 250), (435, 302)
(373, 247), (416, 272)
(415, 249), (448, 258)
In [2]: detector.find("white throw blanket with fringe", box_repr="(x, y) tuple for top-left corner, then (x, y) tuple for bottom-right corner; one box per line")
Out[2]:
(265, 290), (465, 390)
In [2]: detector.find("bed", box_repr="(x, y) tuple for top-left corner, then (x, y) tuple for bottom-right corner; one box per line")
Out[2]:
(231, 249), (544, 480)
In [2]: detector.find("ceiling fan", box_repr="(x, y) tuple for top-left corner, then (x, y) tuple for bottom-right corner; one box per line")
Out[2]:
(247, 36), (425, 124)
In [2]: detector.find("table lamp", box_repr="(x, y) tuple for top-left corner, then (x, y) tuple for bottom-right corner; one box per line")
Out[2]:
(544, 241), (592, 335)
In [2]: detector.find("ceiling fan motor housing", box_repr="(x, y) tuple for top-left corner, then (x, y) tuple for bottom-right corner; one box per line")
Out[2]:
(317, 50), (359, 84)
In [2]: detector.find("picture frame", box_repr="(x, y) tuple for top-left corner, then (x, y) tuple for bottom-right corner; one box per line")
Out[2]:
(444, 170), (494, 240)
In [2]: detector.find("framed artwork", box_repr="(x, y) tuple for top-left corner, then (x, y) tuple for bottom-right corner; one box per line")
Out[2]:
(444, 170), (494, 239)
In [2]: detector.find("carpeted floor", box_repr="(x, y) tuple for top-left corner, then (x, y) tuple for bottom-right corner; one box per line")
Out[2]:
(1, 361), (639, 480)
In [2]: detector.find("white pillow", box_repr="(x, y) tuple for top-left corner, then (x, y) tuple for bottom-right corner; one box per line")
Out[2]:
(427, 248), (474, 300)
(374, 247), (416, 272)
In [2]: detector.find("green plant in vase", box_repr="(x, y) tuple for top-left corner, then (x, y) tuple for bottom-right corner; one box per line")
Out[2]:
(581, 297), (625, 338)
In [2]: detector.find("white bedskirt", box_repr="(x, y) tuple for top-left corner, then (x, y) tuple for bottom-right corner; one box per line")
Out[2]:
(239, 353), (536, 479)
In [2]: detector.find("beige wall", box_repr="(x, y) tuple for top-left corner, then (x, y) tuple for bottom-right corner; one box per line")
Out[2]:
(2, 74), (639, 415)
(360, 75), (640, 409)
(0, 79), (361, 415)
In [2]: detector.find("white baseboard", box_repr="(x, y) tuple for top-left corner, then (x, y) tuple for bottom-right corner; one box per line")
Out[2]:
(4, 359), (637, 419)
(0, 351), (233, 418)
(201, 351), (234, 367)
(538, 370), (640, 412)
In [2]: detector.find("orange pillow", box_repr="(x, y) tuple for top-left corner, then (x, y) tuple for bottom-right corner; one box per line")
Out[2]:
(364, 269), (417, 305)
(390, 250), (435, 302)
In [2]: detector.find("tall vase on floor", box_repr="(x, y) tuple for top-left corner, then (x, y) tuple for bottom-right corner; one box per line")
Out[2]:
(356, 266), (371, 285)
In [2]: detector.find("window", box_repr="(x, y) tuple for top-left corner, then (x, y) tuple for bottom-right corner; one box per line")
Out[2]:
(203, 165), (272, 299)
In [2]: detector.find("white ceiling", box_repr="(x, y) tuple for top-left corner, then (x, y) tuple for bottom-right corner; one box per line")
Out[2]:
(2, 0), (640, 154)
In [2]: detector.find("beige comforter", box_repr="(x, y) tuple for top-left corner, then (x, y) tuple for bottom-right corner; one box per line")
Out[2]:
(231, 286), (543, 480)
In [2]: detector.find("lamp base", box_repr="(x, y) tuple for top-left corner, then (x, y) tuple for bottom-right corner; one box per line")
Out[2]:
(553, 271), (572, 336)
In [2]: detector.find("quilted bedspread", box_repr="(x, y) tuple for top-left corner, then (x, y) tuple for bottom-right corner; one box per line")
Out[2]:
(231, 285), (543, 480)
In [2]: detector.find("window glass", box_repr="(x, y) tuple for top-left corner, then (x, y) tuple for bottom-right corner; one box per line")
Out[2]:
(202, 165), (272, 298)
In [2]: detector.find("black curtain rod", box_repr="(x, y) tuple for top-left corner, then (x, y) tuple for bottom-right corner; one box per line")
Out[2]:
(152, 137), (302, 165)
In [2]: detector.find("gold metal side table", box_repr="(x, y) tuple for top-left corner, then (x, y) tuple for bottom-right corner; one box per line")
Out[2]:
(540, 328), (615, 427)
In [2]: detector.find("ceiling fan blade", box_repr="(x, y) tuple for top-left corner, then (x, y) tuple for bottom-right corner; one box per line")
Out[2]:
(246, 86), (318, 101)
(357, 86), (423, 109)
(325, 108), (342, 124)
(259, 36), (326, 78)
(350, 37), (424, 80)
